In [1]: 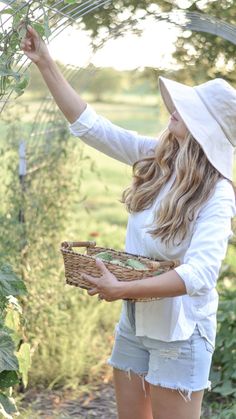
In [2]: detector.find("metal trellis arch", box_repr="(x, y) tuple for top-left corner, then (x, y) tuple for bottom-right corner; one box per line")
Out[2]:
(1, 1), (236, 115)
(1, 0), (236, 180)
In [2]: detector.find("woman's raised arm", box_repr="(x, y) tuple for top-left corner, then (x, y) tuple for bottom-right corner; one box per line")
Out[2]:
(21, 25), (87, 123)
(21, 25), (159, 165)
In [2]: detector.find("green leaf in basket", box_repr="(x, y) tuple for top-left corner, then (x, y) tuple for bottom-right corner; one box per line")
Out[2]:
(125, 259), (148, 270)
(110, 259), (127, 267)
(96, 252), (113, 262)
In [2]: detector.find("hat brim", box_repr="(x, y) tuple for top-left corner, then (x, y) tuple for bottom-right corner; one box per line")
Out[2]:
(158, 76), (234, 180)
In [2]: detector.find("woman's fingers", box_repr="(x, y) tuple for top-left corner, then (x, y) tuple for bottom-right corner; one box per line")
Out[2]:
(20, 22), (51, 64)
(87, 287), (99, 296)
(27, 25), (39, 38)
(82, 273), (99, 287)
(21, 39), (32, 50)
(95, 258), (109, 274)
(20, 29), (36, 53)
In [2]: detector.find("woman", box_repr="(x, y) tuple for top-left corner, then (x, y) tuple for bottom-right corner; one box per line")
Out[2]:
(21, 26), (236, 419)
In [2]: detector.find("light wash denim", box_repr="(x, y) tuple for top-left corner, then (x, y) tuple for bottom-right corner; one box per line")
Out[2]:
(107, 302), (214, 402)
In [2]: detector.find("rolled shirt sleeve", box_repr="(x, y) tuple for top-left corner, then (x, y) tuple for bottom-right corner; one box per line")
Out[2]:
(174, 179), (236, 296)
(69, 104), (158, 165)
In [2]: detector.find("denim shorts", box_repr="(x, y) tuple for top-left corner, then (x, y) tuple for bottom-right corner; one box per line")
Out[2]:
(107, 302), (214, 402)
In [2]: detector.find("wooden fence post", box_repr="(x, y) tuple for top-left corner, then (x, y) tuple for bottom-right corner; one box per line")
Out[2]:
(19, 141), (26, 224)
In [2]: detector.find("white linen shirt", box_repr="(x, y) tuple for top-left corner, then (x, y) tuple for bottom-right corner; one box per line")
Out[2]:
(69, 104), (236, 348)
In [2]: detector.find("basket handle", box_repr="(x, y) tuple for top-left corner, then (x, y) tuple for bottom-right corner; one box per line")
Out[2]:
(61, 241), (96, 250)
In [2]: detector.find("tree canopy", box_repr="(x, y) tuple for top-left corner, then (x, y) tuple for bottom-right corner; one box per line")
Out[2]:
(55, 0), (236, 83)
(1, 0), (236, 104)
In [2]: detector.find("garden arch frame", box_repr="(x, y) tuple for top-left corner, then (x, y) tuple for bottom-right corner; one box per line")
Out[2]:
(1, 1), (236, 178)
(1, 0), (236, 116)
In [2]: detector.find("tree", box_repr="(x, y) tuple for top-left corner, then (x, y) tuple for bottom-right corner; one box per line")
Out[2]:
(172, 1), (236, 83)
(49, 0), (236, 82)
(76, 65), (123, 101)
(2, 0), (236, 105)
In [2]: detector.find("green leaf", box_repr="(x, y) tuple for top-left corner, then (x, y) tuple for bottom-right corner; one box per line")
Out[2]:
(0, 392), (18, 418)
(0, 331), (18, 373)
(0, 296), (8, 312)
(5, 310), (20, 333)
(213, 380), (235, 396)
(14, 72), (30, 97)
(31, 22), (45, 38)
(209, 369), (222, 383)
(17, 25), (27, 41)
(125, 259), (148, 269)
(0, 69), (20, 80)
(42, 10), (51, 39)
(4, 310), (22, 348)
(0, 371), (19, 389)
(0, 9), (14, 15)
(12, 13), (22, 31)
(0, 264), (27, 297)
(16, 343), (31, 388)
(15, 72), (29, 91)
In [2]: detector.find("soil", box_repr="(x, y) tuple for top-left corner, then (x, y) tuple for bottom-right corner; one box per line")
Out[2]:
(19, 384), (215, 418)
(19, 384), (117, 418)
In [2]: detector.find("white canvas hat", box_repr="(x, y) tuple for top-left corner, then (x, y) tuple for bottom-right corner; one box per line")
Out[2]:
(158, 76), (236, 180)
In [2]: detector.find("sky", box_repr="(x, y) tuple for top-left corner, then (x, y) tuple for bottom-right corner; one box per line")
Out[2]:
(48, 18), (180, 71)
(0, 2), (181, 72)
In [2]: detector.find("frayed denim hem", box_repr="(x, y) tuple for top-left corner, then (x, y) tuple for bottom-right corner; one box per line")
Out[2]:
(107, 358), (148, 397)
(107, 357), (212, 403)
(145, 378), (212, 403)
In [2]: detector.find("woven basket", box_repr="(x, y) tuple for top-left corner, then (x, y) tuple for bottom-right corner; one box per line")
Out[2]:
(60, 241), (180, 302)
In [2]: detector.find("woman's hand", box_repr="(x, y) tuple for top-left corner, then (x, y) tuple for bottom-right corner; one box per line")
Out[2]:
(20, 25), (51, 65)
(82, 259), (124, 302)
(20, 22), (87, 123)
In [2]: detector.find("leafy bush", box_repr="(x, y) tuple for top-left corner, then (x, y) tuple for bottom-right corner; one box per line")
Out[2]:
(0, 101), (106, 392)
(207, 233), (236, 412)
(211, 289), (236, 398)
(0, 263), (30, 418)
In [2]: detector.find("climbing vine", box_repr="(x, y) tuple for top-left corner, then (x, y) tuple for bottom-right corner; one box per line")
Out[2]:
(0, 264), (29, 418)
(1, 2), (45, 98)
(0, 0), (81, 100)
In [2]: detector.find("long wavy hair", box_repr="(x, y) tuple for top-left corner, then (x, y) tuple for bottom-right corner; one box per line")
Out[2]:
(121, 129), (233, 246)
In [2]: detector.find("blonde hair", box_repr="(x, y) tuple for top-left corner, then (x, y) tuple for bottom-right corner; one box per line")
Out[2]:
(122, 129), (226, 246)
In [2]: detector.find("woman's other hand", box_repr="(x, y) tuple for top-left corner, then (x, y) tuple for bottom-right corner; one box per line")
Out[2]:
(20, 25), (50, 65)
(82, 259), (123, 302)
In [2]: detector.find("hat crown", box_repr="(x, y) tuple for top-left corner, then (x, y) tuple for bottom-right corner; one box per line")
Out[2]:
(158, 75), (235, 180)
(194, 78), (236, 147)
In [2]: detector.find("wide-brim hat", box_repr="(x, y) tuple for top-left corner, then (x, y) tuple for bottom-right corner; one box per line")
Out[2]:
(158, 76), (236, 181)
